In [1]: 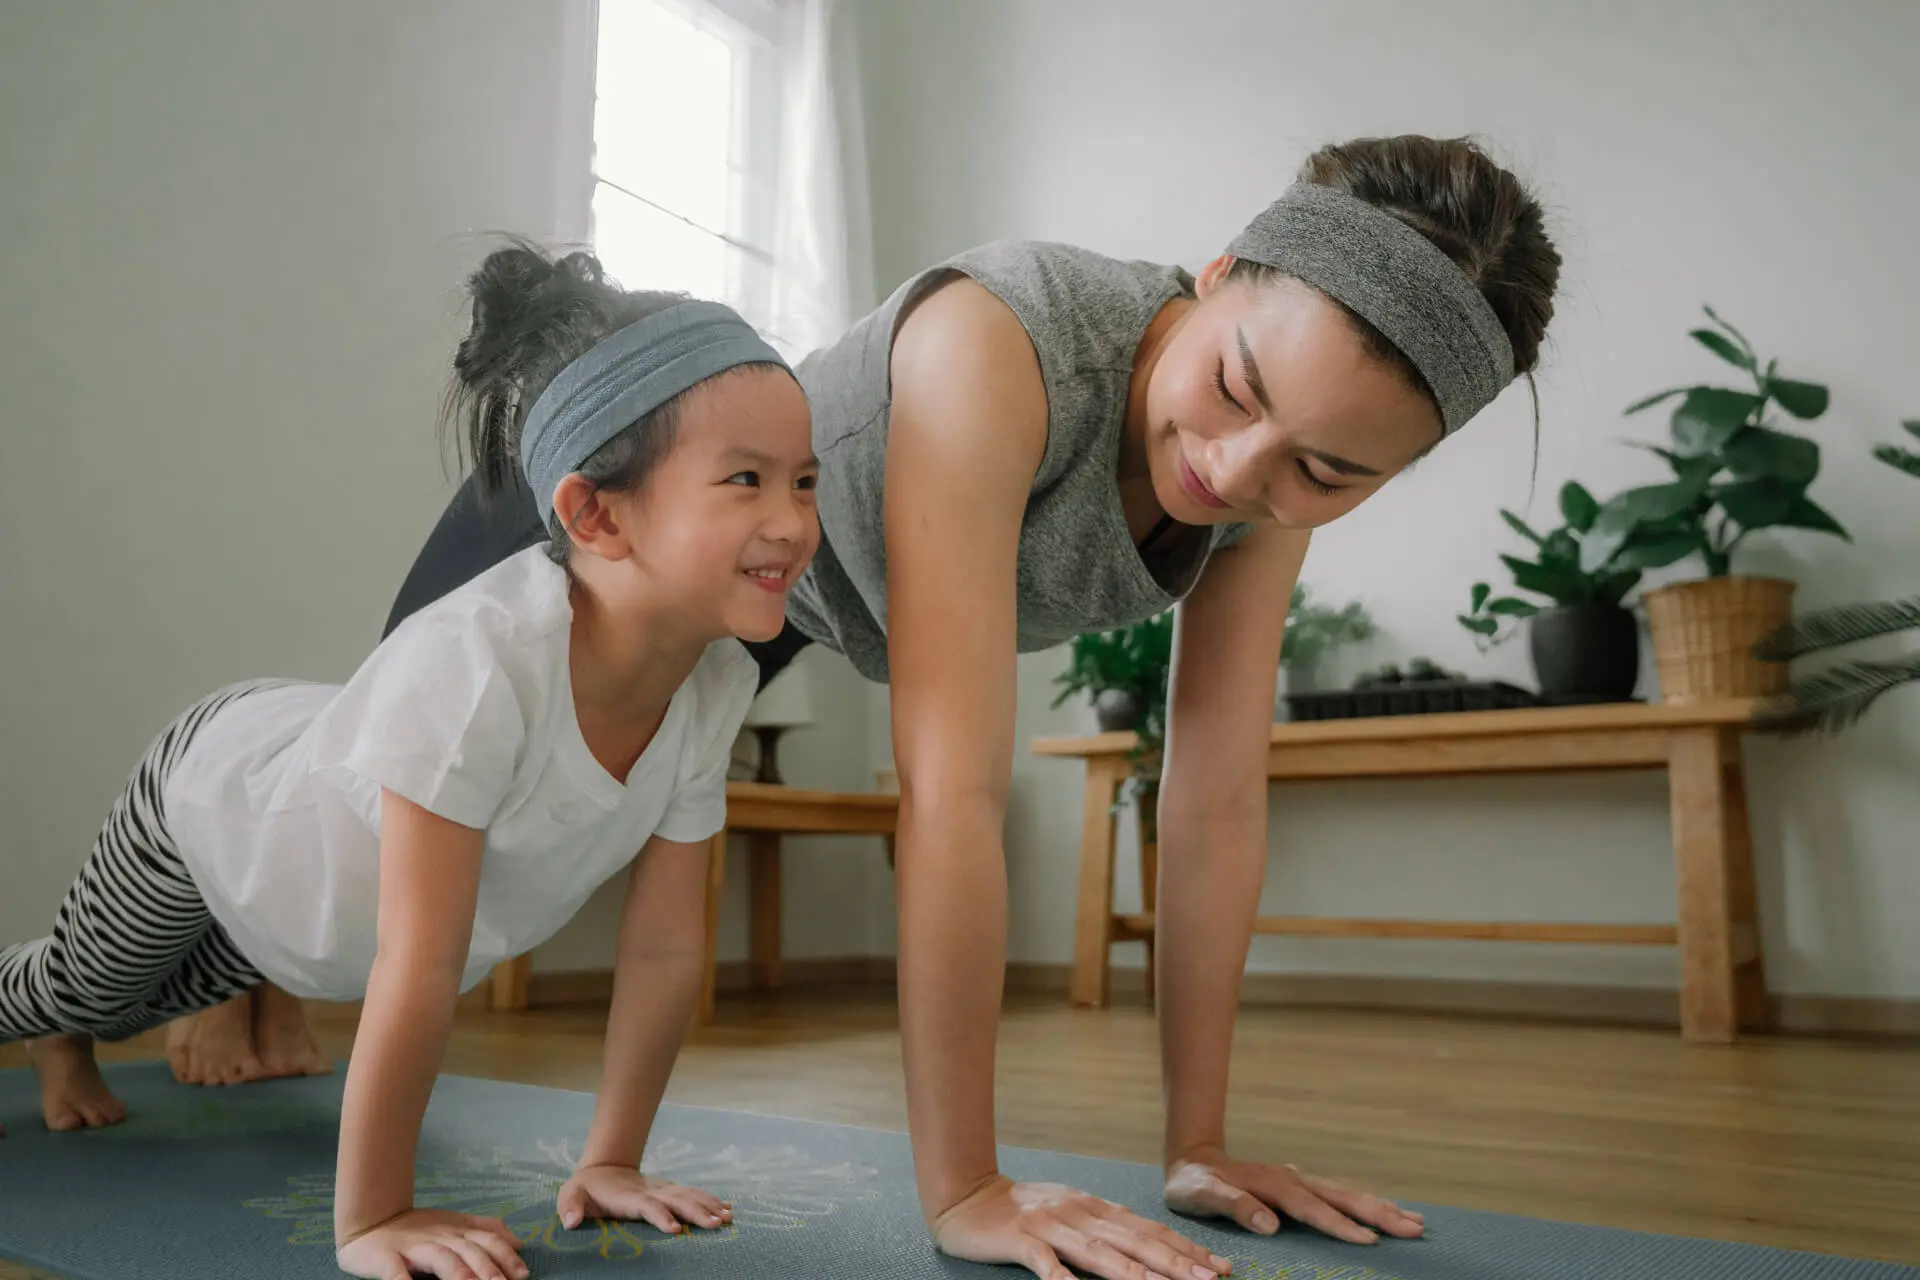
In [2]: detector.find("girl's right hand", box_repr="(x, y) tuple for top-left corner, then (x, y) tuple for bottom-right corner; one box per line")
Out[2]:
(336, 1209), (529, 1280)
(931, 1176), (1232, 1280)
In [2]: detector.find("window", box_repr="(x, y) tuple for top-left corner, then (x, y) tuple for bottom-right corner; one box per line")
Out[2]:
(589, 0), (783, 340)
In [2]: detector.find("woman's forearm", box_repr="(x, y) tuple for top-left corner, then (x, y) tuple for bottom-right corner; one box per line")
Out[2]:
(1153, 787), (1268, 1167)
(895, 794), (1009, 1221)
(334, 952), (463, 1241)
(579, 946), (704, 1171)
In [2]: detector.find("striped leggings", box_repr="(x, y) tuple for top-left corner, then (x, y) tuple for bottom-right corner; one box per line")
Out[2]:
(0, 682), (280, 1045)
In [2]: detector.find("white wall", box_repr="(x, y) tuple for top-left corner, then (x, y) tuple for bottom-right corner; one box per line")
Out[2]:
(848, 0), (1920, 998)
(6, 1), (1913, 1007)
(0, 1), (879, 973)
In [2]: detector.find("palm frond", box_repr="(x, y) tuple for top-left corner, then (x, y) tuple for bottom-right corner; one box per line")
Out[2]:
(1753, 651), (1920, 735)
(1874, 443), (1920, 479)
(1754, 597), (1920, 661)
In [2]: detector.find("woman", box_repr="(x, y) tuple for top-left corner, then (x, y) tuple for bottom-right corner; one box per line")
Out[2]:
(202, 134), (1561, 1279)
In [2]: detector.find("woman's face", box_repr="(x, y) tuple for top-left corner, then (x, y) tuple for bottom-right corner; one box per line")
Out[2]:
(1143, 260), (1444, 530)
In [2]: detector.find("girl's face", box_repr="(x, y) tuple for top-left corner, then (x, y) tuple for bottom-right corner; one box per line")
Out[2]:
(593, 370), (819, 644)
(1142, 262), (1444, 530)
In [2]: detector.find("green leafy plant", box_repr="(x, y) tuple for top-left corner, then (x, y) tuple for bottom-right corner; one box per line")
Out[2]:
(1052, 628), (1144, 711)
(1051, 611), (1174, 785)
(1578, 307), (1849, 580)
(1283, 584), (1376, 669)
(1875, 417), (1920, 479)
(1052, 588), (1374, 812)
(1052, 614), (1167, 817)
(1459, 481), (1642, 647)
(1754, 420), (1920, 734)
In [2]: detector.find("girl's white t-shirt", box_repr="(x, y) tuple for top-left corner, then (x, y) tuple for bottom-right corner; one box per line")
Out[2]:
(163, 547), (757, 1001)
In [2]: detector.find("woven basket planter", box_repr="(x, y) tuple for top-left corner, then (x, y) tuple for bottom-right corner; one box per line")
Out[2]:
(1643, 575), (1795, 702)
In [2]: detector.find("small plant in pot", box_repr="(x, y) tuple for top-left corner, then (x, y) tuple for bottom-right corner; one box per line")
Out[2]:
(1052, 612), (1174, 819)
(1579, 307), (1848, 701)
(1752, 419), (1920, 734)
(1457, 481), (1643, 701)
(1276, 584), (1375, 717)
(1052, 611), (1173, 739)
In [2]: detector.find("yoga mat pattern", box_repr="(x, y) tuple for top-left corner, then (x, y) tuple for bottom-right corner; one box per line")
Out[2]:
(1, 1062), (1913, 1279)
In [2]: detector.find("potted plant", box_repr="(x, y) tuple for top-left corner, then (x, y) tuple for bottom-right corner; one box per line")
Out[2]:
(1052, 611), (1174, 738)
(1753, 420), (1920, 734)
(1276, 584), (1375, 716)
(1053, 612), (1175, 828)
(1578, 306), (1849, 701)
(1457, 481), (1643, 701)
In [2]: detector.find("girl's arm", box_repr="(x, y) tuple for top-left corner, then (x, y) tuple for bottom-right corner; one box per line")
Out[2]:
(1155, 525), (1423, 1244)
(553, 834), (732, 1234)
(884, 280), (1226, 1280)
(335, 790), (527, 1280)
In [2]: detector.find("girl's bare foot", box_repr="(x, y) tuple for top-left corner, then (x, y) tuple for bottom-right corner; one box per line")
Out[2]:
(165, 993), (268, 1085)
(253, 983), (332, 1078)
(164, 1012), (198, 1082)
(27, 1034), (127, 1131)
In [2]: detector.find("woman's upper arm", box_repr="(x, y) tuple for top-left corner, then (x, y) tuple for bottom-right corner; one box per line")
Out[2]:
(375, 787), (487, 971)
(1165, 523), (1311, 812)
(883, 279), (1047, 805)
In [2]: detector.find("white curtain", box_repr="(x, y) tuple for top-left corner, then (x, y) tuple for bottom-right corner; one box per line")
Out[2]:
(762, 0), (875, 362)
(736, 0), (874, 755)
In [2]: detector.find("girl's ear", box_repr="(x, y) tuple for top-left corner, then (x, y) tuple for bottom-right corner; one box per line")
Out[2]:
(549, 473), (634, 563)
(1195, 254), (1237, 298)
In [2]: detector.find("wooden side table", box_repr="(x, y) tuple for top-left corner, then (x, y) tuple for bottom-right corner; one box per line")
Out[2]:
(697, 781), (898, 1023)
(485, 781), (899, 1024)
(1032, 700), (1766, 1043)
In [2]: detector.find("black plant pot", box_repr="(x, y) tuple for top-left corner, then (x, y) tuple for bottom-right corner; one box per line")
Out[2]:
(1094, 689), (1141, 732)
(1528, 603), (1639, 701)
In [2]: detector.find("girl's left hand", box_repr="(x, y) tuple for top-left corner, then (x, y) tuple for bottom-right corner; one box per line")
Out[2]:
(1164, 1150), (1425, 1245)
(556, 1166), (734, 1235)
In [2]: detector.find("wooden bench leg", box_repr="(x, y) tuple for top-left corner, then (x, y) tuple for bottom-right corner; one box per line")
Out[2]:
(1721, 738), (1770, 1032)
(749, 831), (782, 990)
(490, 954), (532, 1012)
(1070, 759), (1123, 1008)
(1140, 790), (1158, 1007)
(699, 829), (727, 1025)
(1670, 728), (1740, 1043)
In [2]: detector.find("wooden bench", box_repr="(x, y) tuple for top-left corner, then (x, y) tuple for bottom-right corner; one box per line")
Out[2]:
(486, 781), (899, 1024)
(1031, 699), (1765, 1043)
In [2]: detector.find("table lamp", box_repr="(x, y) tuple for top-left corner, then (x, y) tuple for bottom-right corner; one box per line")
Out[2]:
(743, 664), (813, 784)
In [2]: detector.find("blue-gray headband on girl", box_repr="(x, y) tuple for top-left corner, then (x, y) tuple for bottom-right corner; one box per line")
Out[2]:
(518, 299), (789, 526)
(1226, 182), (1515, 434)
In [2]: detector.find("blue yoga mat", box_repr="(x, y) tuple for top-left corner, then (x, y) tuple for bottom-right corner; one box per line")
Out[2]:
(1, 1062), (1912, 1279)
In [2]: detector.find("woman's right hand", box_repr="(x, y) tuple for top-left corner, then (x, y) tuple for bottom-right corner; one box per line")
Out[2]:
(335, 1209), (528, 1280)
(932, 1175), (1233, 1280)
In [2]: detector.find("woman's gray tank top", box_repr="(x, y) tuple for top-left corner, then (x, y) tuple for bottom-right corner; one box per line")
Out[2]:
(788, 240), (1252, 684)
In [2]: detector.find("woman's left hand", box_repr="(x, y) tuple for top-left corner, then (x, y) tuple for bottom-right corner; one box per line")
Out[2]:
(1164, 1150), (1424, 1246)
(556, 1166), (733, 1235)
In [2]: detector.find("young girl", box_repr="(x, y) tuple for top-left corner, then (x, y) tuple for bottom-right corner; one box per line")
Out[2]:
(0, 246), (820, 1280)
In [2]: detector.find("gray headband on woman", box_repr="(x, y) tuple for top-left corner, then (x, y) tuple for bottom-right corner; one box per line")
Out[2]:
(519, 299), (788, 525)
(1226, 182), (1515, 434)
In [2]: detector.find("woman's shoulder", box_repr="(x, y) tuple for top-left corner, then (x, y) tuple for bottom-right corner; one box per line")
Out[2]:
(949, 238), (1189, 294)
(857, 239), (1193, 368)
(937, 239), (1194, 362)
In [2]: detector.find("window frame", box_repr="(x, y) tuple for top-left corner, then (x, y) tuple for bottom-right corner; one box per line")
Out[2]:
(577, 0), (787, 327)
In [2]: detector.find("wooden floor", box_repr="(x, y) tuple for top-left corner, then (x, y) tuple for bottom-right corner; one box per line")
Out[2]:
(4, 988), (1919, 1271)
